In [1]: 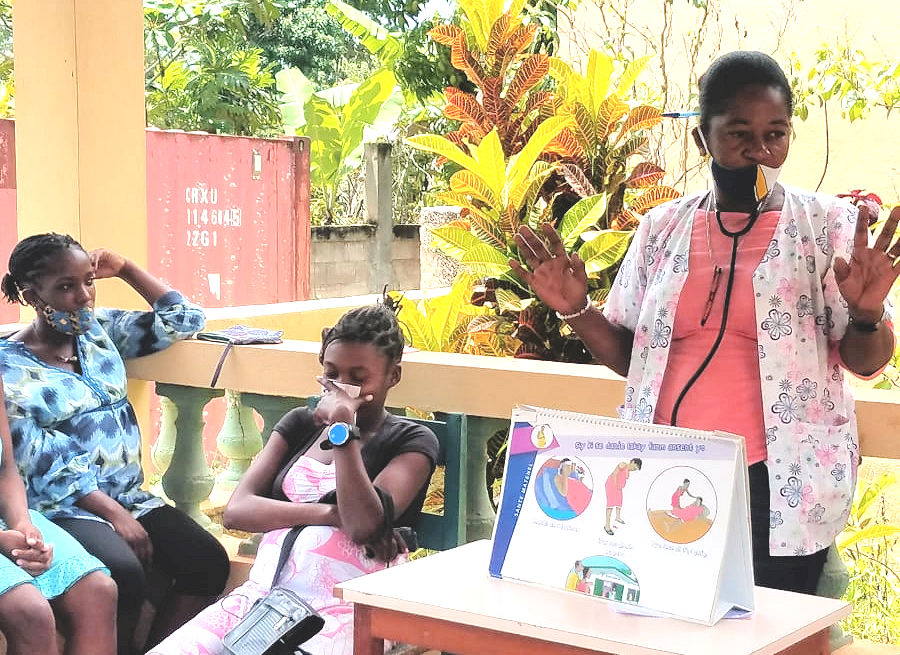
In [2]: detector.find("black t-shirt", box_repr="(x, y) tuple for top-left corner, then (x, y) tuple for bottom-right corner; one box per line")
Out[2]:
(269, 408), (440, 528)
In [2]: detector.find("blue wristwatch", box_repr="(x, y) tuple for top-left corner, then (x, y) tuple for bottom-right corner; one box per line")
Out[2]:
(323, 422), (361, 449)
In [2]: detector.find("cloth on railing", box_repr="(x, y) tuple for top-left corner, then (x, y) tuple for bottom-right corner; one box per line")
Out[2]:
(196, 325), (284, 387)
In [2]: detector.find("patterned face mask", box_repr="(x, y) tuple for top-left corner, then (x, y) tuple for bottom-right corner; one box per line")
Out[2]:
(40, 302), (95, 335)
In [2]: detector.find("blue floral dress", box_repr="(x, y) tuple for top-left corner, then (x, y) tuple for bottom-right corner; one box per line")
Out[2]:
(0, 437), (108, 598)
(0, 291), (204, 521)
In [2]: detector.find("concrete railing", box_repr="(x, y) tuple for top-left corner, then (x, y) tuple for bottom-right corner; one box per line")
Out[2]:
(124, 328), (900, 542)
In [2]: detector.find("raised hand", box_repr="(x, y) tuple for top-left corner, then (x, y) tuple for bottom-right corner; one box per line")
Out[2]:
(88, 249), (128, 280)
(834, 206), (900, 323)
(314, 377), (373, 426)
(510, 223), (589, 316)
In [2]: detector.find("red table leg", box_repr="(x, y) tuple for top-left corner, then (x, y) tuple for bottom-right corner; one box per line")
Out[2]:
(354, 604), (384, 655)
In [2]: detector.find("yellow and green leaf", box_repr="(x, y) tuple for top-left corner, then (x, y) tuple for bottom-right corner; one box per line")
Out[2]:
(559, 193), (609, 248)
(577, 230), (633, 275)
(614, 55), (653, 97)
(406, 134), (478, 173)
(430, 225), (484, 259)
(587, 50), (614, 116)
(461, 243), (513, 277)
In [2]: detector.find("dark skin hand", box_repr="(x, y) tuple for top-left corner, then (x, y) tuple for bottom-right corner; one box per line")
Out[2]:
(314, 376), (423, 562)
(77, 490), (153, 567)
(835, 206), (900, 322)
(836, 205), (900, 377)
(0, 379), (54, 575)
(510, 222), (634, 376)
(0, 529), (53, 575)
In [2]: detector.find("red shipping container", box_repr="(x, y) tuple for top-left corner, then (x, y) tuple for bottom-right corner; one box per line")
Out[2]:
(0, 120), (18, 323)
(146, 130), (310, 306)
(0, 123), (311, 313)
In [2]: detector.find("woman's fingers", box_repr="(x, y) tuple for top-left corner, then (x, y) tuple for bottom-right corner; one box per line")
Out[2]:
(508, 258), (532, 283)
(517, 225), (554, 262)
(512, 233), (540, 272)
(570, 252), (588, 285)
(873, 206), (900, 252)
(135, 537), (153, 568)
(541, 223), (568, 259)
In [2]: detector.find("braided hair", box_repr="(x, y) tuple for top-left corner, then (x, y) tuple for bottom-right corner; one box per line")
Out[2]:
(2, 233), (85, 305)
(319, 301), (406, 367)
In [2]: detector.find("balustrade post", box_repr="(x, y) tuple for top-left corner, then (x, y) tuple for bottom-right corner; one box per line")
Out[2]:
(816, 542), (852, 650)
(212, 390), (264, 500)
(465, 416), (505, 541)
(151, 395), (178, 474)
(156, 383), (223, 534)
(228, 394), (305, 557)
(240, 394), (304, 444)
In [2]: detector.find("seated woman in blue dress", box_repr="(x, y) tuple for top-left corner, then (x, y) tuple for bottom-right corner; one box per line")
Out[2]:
(0, 233), (230, 653)
(0, 378), (116, 654)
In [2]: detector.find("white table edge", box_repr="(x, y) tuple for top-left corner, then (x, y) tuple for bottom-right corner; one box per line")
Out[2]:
(336, 540), (851, 655)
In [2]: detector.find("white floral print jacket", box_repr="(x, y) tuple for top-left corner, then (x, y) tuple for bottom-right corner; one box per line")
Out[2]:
(604, 185), (881, 556)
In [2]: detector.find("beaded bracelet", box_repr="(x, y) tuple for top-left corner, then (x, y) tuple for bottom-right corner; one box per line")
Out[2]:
(555, 295), (593, 321)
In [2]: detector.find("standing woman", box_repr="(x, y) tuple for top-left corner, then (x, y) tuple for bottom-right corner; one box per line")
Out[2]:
(511, 51), (900, 594)
(0, 378), (116, 654)
(0, 234), (230, 652)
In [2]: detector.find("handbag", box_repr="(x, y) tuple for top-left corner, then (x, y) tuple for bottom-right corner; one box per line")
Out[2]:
(222, 526), (325, 655)
(196, 325), (284, 387)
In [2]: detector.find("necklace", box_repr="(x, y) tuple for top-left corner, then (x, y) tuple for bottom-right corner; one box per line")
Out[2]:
(56, 353), (78, 364)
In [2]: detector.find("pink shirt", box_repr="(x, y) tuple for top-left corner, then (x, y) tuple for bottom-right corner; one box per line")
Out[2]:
(654, 209), (780, 464)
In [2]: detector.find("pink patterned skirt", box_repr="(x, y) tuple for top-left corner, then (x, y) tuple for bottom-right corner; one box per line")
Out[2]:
(148, 456), (401, 655)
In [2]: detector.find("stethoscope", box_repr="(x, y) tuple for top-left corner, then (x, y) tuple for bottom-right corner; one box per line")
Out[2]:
(669, 191), (765, 427)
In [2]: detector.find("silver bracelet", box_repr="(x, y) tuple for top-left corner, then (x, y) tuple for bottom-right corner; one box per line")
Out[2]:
(555, 295), (593, 321)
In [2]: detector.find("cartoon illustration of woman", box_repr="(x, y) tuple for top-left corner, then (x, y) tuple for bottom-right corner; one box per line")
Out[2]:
(535, 458), (579, 520)
(604, 458), (642, 535)
(670, 479), (695, 512)
(671, 496), (710, 522)
(535, 456), (593, 520)
(576, 568), (593, 594)
(533, 424), (550, 449)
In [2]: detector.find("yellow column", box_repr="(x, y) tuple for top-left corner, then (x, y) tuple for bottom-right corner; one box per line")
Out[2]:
(13, 0), (147, 310)
(13, 0), (152, 467)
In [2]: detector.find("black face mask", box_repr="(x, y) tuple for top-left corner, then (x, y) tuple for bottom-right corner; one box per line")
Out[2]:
(709, 159), (782, 209)
(698, 129), (782, 208)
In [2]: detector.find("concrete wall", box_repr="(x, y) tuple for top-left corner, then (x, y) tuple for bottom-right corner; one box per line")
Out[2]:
(310, 224), (420, 299)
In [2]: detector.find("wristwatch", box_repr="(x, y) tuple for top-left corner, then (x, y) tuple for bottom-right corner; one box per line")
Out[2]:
(322, 422), (361, 449)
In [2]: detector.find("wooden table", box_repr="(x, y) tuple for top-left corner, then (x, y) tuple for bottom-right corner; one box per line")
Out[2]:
(335, 540), (850, 655)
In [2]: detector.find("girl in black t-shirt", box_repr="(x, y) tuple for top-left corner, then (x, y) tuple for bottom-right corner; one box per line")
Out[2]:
(149, 303), (439, 655)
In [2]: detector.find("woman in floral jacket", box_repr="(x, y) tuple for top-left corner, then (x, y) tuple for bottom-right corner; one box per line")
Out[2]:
(512, 50), (900, 595)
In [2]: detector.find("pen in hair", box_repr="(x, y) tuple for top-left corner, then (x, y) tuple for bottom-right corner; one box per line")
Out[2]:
(661, 111), (700, 118)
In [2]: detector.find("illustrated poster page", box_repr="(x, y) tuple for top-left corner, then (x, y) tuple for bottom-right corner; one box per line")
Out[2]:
(489, 407), (741, 624)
